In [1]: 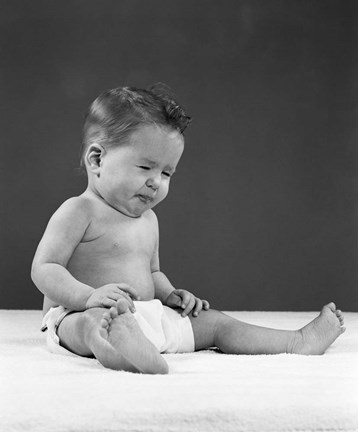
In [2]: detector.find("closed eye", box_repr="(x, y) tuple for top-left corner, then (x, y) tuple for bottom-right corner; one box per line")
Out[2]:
(162, 172), (171, 178)
(138, 166), (150, 170)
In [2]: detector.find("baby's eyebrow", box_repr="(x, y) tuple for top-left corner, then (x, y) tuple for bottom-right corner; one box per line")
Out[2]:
(140, 158), (156, 166)
(163, 165), (176, 174)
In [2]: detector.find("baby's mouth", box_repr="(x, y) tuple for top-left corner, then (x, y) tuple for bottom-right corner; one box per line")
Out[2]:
(137, 194), (154, 204)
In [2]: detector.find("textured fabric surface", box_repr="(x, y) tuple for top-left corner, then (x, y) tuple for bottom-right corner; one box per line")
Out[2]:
(1, 310), (357, 432)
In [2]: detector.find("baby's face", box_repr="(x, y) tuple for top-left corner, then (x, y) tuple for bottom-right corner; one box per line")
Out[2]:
(97, 124), (184, 217)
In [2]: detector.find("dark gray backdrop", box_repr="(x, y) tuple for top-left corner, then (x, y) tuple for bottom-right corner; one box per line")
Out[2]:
(1, 0), (357, 311)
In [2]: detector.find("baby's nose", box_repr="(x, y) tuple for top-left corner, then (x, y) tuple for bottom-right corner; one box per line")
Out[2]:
(146, 175), (160, 190)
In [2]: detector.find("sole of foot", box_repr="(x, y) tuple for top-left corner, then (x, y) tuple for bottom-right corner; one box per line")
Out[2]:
(91, 298), (169, 374)
(292, 302), (346, 355)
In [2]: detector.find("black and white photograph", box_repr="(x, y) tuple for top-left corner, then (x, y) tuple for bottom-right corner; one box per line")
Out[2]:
(1, 1), (357, 431)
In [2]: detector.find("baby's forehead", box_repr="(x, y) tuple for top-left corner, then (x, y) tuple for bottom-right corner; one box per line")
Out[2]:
(126, 125), (184, 165)
(131, 141), (183, 161)
(130, 125), (184, 147)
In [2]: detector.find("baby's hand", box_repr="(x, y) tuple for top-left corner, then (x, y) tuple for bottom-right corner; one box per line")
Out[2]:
(165, 289), (210, 317)
(86, 283), (140, 313)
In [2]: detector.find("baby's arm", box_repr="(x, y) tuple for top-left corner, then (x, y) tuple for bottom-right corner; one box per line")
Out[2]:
(32, 198), (137, 311)
(31, 198), (95, 310)
(153, 270), (210, 317)
(150, 216), (209, 317)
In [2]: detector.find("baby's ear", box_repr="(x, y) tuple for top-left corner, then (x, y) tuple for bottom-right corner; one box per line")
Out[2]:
(86, 143), (105, 175)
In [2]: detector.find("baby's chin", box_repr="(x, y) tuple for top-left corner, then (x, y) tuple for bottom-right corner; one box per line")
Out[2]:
(105, 193), (166, 218)
(116, 206), (144, 218)
(114, 201), (157, 218)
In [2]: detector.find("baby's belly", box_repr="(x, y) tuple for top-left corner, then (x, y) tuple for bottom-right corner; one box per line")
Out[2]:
(69, 259), (156, 301)
(43, 258), (155, 314)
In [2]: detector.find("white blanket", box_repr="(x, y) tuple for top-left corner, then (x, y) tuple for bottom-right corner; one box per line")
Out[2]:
(1, 310), (357, 432)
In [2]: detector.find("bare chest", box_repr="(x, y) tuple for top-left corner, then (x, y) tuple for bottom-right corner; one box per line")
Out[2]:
(81, 212), (157, 258)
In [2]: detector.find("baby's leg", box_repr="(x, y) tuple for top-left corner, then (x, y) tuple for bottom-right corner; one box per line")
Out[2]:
(57, 299), (168, 374)
(190, 302), (345, 355)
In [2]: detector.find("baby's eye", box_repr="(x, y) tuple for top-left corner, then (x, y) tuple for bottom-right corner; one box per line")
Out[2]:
(138, 166), (150, 171)
(162, 171), (171, 178)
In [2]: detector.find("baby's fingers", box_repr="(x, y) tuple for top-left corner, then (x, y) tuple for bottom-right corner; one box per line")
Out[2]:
(177, 290), (191, 309)
(192, 298), (203, 317)
(101, 298), (117, 308)
(181, 296), (196, 317)
(117, 283), (140, 301)
(118, 291), (136, 313)
(202, 300), (210, 310)
(166, 292), (182, 308)
(108, 290), (136, 313)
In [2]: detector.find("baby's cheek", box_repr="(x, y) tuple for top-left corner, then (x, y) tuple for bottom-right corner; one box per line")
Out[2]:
(157, 185), (169, 203)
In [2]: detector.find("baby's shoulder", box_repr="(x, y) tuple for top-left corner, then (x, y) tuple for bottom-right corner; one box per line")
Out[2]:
(141, 210), (159, 237)
(53, 196), (94, 224)
(143, 209), (159, 226)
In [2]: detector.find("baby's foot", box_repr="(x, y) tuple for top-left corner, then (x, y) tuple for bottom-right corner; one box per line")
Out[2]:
(291, 302), (345, 355)
(88, 299), (168, 374)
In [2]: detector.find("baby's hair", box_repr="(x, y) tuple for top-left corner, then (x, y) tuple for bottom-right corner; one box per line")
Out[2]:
(80, 84), (191, 170)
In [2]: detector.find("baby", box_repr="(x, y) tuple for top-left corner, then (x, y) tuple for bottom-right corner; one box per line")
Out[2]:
(32, 85), (345, 374)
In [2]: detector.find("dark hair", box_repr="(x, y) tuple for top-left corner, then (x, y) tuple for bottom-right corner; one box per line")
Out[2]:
(80, 84), (191, 169)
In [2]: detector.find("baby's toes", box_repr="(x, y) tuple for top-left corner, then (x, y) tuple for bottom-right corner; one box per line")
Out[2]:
(335, 310), (344, 323)
(326, 302), (336, 312)
(109, 305), (119, 319)
(100, 311), (111, 328)
(116, 298), (131, 315)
